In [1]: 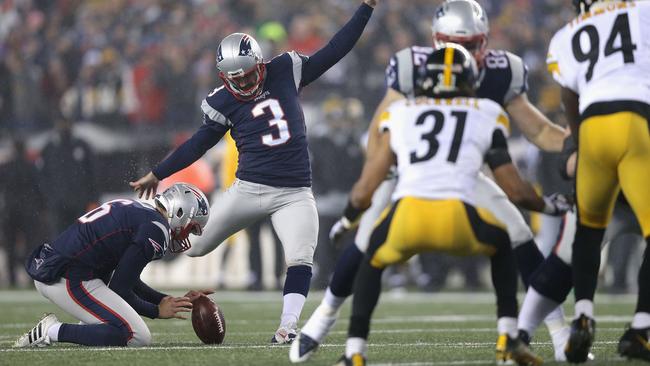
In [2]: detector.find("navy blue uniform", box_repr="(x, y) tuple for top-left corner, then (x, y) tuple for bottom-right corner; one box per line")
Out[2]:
(153, 3), (374, 188)
(386, 46), (529, 106)
(26, 199), (169, 319)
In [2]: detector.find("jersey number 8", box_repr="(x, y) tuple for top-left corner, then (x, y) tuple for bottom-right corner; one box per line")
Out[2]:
(572, 13), (637, 82)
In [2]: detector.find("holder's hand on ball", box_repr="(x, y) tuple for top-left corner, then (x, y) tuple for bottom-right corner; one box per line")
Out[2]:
(159, 296), (192, 319)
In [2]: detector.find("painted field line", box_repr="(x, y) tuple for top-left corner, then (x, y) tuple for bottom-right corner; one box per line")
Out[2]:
(1, 340), (621, 353)
(0, 290), (638, 304)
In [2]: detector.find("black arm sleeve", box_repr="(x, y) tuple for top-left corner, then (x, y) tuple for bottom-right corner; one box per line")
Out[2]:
(484, 129), (512, 170)
(133, 280), (167, 305)
(152, 121), (228, 180)
(300, 3), (373, 87)
(108, 244), (159, 319)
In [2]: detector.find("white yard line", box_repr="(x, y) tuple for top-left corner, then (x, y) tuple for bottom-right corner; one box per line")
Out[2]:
(0, 340), (622, 353)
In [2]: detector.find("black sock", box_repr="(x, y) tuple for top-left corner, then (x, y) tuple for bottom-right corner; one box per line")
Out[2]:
(348, 260), (384, 339)
(513, 239), (545, 288)
(572, 224), (605, 301)
(491, 242), (518, 319)
(530, 253), (573, 303)
(636, 238), (650, 314)
(329, 243), (364, 298)
(59, 323), (128, 346)
(283, 265), (312, 296)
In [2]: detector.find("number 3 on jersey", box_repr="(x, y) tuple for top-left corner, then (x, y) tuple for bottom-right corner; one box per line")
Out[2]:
(410, 110), (467, 164)
(252, 99), (291, 146)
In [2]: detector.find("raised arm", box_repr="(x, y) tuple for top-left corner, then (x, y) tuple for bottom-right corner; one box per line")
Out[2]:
(299, 1), (376, 87)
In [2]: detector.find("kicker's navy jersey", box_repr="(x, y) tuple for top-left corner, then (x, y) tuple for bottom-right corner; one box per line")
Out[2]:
(201, 52), (311, 187)
(152, 3), (374, 188)
(386, 46), (528, 106)
(26, 199), (169, 283)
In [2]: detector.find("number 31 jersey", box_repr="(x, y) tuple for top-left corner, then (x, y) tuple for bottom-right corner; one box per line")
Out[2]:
(547, 1), (650, 113)
(380, 97), (510, 205)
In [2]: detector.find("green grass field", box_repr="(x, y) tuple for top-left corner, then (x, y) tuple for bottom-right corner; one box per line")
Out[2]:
(0, 290), (647, 365)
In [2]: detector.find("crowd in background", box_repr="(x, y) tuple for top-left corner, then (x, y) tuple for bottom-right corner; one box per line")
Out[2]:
(0, 0), (642, 291)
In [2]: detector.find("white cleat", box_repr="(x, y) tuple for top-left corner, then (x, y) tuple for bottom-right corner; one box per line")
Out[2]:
(14, 313), (59, 348)
(271, 326), (297, 344)
(289, 304), (339, 362)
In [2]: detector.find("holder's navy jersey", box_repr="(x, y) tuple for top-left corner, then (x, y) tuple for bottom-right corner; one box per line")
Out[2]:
(386, 46), (528, 106)
(152, 3), (374, 188)
(26, 199), (170, 283)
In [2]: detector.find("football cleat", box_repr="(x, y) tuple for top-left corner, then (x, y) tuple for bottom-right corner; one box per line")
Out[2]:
(289, 332), (320, 363)
(618, 325), (650, 362)
(565, 314), (596, 363)
(333, 353), (366, 366)
(496, 333), (543, 366)
(271, 326), (297, 344)
(13, 313), (59, 348)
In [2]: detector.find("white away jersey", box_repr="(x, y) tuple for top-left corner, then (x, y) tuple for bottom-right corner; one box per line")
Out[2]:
(547, 1), (650, 113)
(380, 97), (510, 204)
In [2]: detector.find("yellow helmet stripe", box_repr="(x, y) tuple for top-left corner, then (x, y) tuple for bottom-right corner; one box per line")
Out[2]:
(443, 46), (455, 87)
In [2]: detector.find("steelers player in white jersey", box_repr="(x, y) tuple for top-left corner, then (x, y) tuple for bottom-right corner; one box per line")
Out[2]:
(545, 0), (650, 362)
(293, 0), (571, 363)
(322, 44), (568, 366)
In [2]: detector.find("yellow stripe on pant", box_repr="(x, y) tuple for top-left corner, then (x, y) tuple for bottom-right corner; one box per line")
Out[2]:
(577, 111), (650, 237)
(368, 197), (508, 269)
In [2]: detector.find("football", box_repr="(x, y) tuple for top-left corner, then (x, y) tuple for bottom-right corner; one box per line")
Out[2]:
(191, 296), (226, 344)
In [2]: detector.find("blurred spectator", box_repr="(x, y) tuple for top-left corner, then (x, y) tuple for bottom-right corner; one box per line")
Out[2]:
(37, 116), (97, 233)
(309, 96), (365, 288)
(0, 136), (45, 287)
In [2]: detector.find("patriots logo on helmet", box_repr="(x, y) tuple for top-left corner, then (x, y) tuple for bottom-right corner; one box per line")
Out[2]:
(239, 35), (255, 57)
(217, 44), (224, 63)
(435, 6), (445, 19)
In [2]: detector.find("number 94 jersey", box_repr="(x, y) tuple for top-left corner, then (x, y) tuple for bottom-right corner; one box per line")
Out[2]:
(380, 97), (510, 205)
(547, 1), (650, 113)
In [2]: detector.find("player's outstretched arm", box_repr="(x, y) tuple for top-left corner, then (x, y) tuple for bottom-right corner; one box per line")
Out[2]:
(365, 88), (404, 158)
(329, 132), (393, 244)
(487, 130), (571, 216)
(129, 123), (227, 199)
(299, 1), (376, 87)
(506, 93), (568, 153)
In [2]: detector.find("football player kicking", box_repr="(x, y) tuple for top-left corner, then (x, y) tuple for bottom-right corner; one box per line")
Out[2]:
(329, 44), (556, 366)
(545, 0), (650, 362)
(129, 0), (378, 344)
(14, 183), (211, 348)
(293, 0), (571, 363)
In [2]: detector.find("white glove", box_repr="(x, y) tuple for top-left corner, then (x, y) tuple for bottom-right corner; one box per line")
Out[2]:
(542, 193), (573, 216)
(329, 217), (354, 246)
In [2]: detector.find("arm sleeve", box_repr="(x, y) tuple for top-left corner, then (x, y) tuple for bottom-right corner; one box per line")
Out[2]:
(133, 279), (167, 305)
(152, 120), (228, 180)
(108, 244), (159, 319)
(484, 129), (513, 170)
(299, 3), (373, 87)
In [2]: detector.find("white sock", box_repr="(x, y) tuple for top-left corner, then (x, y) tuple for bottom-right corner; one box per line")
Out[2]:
(518, 288), (561, 336)
(544, 306), (567, 334)
(497, 317), (518, 338)
(301, 300), (341, 341)
(345, 337), (367, 358)
(322, 288), (345, 314)
(574, 299), (594, 319)
(632, 312), (650, 329)
(48, 323), (62, 342)
(280, 293), (306, 329)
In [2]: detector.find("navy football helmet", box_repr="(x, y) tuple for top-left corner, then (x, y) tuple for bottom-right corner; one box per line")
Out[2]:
(217, 33), (266, 100)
